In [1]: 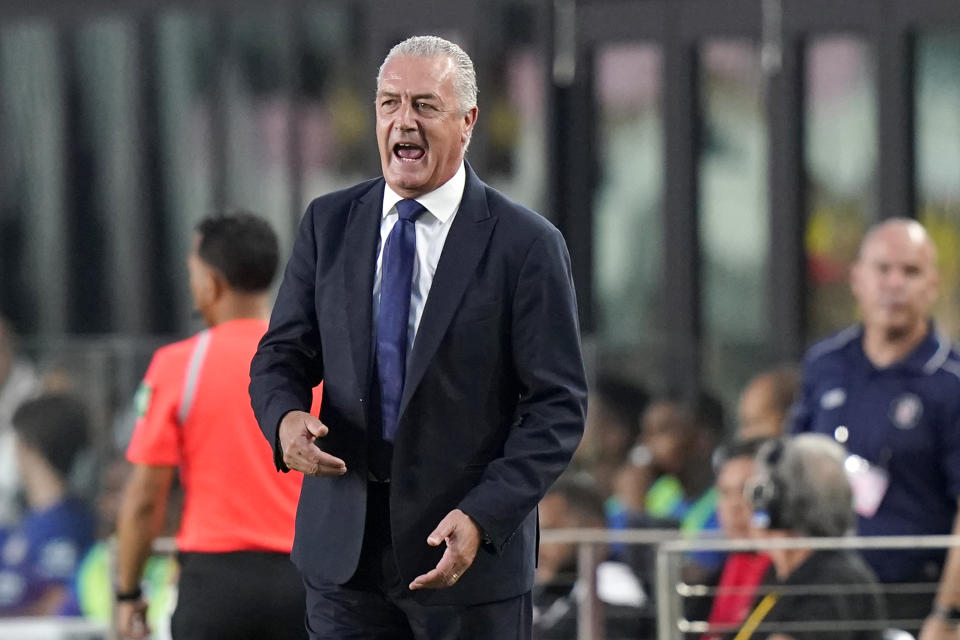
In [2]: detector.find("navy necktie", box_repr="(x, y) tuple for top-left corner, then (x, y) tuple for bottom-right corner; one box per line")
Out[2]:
(376, 199), (426, 442)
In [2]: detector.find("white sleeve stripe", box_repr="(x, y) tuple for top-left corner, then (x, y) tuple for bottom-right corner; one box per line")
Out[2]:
(940, 360), (960, 384)
(806, 325), (861, 362)
(178, 330), (211, 426)
(922, 331), (953, 375)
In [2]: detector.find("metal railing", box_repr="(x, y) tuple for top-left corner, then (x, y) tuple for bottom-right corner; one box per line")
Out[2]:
(539, 529), (960, 640)
(5, 530), (956, 640)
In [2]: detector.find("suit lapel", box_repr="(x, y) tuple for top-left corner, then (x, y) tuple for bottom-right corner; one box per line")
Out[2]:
(343, 183), (384, 416)
(400, 166), (497, 417)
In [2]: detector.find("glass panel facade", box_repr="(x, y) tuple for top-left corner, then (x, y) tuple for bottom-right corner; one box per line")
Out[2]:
(74, 17), (150, 333)
(591, 43), (663, 348)
(483, 4), (548, 212)
(222, 8), (296, 253)
(803, 36), (877, 344)
(916, 32), (960, 337)
(0, 21), (67, 334)
(298, 4), (372, 214)
(155, 11), (216, 331)
(698, 40), (769, 403)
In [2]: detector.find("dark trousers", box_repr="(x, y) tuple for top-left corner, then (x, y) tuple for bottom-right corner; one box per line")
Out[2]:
(302, 482), (532, 640)
(171, 550), (307, 640)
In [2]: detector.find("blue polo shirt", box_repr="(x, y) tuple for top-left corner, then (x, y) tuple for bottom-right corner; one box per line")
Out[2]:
(792, 323), (960, 583)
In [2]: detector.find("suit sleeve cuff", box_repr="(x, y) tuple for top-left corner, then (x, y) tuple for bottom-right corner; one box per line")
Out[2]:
(264, 401), (305, 472)
(458, 501), (514, 556)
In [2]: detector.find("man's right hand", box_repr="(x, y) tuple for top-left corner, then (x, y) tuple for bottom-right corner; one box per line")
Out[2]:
(115, 599), (149, 639)
(278, 410), (347, 476)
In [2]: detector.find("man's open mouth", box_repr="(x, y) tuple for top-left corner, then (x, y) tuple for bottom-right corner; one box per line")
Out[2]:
(394, 142), (425, 161)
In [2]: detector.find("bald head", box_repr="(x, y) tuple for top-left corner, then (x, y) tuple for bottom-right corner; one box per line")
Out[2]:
(852, 218), (939, 341)
(857, 218), (937, 263)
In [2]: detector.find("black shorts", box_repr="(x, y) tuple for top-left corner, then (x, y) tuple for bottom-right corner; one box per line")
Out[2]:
(171, 550), (306, 640)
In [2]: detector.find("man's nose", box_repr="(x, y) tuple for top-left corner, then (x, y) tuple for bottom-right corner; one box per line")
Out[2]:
(395, 99), (417, 130)
(883, 269), (907, 288)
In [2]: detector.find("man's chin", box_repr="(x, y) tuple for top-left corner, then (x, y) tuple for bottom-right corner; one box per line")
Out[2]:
(878, 320), (919, 341)
(386, 172), (429, 198)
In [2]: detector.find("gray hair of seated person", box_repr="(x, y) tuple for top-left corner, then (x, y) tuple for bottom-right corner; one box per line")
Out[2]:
(761, 433), (853, 537)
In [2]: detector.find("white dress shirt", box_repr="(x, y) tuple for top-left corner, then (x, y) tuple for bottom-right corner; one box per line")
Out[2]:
(373, 162), (466, 355)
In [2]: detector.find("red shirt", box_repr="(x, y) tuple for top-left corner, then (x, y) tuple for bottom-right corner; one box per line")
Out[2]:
(702, 551), (772, 639)
(127, 318), (316, 553)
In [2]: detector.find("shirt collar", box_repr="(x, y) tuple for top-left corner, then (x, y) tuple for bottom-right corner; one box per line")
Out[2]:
(381, 162), (466, 224)
(905, 320), (948, 374)
(855, 319), (944, 374)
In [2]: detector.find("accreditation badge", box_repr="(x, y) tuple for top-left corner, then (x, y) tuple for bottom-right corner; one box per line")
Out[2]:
(844, 454), (889, 518)
(134, 382), (154, 419)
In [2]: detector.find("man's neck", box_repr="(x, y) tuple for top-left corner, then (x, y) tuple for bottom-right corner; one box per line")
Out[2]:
(772, 546), (813, 581)
(206, 294), (271, 327)
(678, 459), (714, 500)
(861, 320), (929, 368)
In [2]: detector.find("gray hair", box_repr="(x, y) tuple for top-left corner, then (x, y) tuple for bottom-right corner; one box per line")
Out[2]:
(766, 433), (854, 537)
(377, 35), (478, 114)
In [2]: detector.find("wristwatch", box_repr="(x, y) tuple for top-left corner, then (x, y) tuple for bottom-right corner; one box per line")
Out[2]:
(931, 604), (960, 627)
(115, 586), (143, 603)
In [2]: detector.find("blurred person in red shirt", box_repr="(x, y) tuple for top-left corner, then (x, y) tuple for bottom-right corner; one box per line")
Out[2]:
(699, 438), (773, 639)
(115, 213), (319, 640)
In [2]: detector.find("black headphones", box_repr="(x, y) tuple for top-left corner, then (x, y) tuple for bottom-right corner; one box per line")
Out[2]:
(746, 438), (787, 530)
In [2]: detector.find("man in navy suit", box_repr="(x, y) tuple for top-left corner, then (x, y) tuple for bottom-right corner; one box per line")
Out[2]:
(249, 35), (587, 639)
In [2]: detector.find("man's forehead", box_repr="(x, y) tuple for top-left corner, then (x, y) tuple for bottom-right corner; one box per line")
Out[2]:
(379, 55), (455, 88)
(861, 228), (933, 264)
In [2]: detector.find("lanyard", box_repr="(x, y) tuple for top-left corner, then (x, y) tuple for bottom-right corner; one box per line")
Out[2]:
(732, 592), (779, 640)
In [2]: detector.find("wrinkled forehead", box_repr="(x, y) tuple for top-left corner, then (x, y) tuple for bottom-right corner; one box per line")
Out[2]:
(378, 55), (456, 93)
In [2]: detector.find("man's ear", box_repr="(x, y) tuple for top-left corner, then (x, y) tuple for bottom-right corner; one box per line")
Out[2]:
(207, 270), (228, 305)
(191, 264), (219, 310)
(461, 106), (478, 143)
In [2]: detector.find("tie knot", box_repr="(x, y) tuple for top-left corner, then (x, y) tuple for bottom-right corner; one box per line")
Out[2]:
(395, 199), (426, 222)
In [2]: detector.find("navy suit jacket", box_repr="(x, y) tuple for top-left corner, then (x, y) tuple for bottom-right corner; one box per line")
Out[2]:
(249, 164), (587, 606)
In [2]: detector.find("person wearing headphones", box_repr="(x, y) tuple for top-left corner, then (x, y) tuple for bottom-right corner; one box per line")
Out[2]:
(736, 434), (885, 640)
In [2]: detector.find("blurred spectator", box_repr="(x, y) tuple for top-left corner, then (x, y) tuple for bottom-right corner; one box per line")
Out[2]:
(741, 434), (885, 640)
(736, 366), (799, 440)
(534, 475), (647, 640)
(792, 218), (960, 639)
(642, 393), (724, 529)
(610, 443), (655, 519)
(0, 316), (41, 527)
(607, 391), (726, 595)
(697, 438), (773, 639)
(75, 455), (178, 637)
(0, 393), (94, 616)
(575, 373), (649, 497)
(114, 213), (311, 640)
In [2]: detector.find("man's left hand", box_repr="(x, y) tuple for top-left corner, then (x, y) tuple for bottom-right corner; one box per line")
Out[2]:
(409, 509), (481, 590)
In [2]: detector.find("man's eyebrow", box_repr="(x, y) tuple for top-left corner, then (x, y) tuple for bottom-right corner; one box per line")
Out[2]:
(376, 90), (442, 102)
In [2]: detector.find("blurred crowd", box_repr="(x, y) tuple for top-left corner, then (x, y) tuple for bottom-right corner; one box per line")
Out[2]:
(0, 316), (181, 632)
(0, 216), (958, 640)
